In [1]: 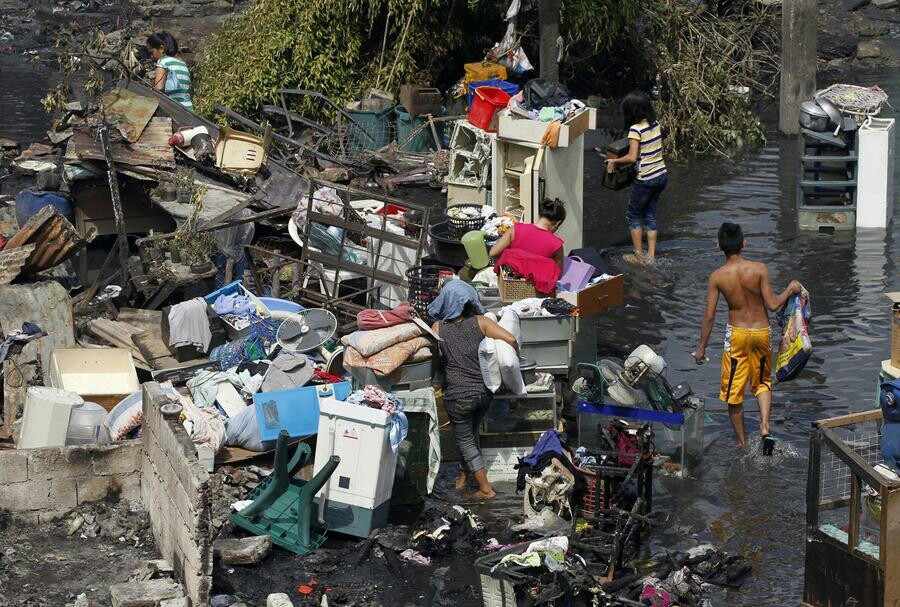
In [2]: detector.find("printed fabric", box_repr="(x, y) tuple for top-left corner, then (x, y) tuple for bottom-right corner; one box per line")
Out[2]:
(628, 120), (666, 181)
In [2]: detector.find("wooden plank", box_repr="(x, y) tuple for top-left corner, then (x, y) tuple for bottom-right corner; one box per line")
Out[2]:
(817, 409), (884, 429)
(86, 318), (150, 366)
(848, 473), (861, 550)
(565, 107), (596, 141)
(66, 117), (175, 169)
(884, 486), (900, 601)
(116, 308), (163, 334)
(808, 428), (822, 529)
(132, 330), (181, 370)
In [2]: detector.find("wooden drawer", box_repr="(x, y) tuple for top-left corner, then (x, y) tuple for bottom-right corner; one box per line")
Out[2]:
(557, 274), (624, 317)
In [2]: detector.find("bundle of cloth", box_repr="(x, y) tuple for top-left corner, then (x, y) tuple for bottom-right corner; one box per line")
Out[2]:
(343, 301), (432, 376)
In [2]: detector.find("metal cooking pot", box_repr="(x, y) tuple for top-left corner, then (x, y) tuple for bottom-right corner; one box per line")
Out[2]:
(799, 100), (831, 132)
(815, 97), (844, 134)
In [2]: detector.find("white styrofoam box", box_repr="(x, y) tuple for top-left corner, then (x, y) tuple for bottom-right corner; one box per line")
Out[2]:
(20, 386), (84, 449)
(313, 397), (399, 510)
(482, 446), (531, 483)
(857, 118), (895, 229)
(49, 348), (140, 397)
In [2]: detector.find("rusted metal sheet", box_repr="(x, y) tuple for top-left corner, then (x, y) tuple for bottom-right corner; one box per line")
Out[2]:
(4, 206), (92, 276)
(102, 87), (159, 143)
(66, 117), (175, 169)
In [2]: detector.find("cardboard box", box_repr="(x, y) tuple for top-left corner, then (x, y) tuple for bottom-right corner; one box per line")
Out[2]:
(557, 274), (624, 317)
(889, 292), (900, 368)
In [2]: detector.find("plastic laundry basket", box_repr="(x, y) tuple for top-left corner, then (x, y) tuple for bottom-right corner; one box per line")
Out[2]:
(345, 106), (394, 154)
(468, 86), (511, 132)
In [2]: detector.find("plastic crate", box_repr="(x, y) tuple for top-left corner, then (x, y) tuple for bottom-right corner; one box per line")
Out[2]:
(475, 544), (531, 607)
(406, 265), (453, 318)
(204, 279), (271, 339)
(519, 316), (575, 343)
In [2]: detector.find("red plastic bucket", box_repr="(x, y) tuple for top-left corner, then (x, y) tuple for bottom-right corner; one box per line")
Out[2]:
(467, 85), (511, 131)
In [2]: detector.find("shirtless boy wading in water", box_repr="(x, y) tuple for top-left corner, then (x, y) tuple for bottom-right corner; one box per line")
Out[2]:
(694, 223), (802, 451)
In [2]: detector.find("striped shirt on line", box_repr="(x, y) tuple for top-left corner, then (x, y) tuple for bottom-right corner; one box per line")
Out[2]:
(157, 56), (193, 111)
(628, 120), (666, 181)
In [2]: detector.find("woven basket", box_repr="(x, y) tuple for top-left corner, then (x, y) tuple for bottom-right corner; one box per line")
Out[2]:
(498, 266), (537, 303)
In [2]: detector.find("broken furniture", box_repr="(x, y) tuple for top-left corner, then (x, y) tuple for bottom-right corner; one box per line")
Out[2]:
(446, 120), (494, 206)
(230, 430), (340, 556)
(491, 106), (596, 251)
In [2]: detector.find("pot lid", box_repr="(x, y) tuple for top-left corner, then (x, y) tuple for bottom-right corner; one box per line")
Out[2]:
(800, 100), (828, 118)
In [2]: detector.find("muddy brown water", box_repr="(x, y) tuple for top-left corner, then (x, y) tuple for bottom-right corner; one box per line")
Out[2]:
(1, 54), (898, 605)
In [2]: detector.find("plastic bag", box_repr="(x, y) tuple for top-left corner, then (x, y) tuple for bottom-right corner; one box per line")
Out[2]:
(558, 256), (595, 292)
(775, 292), (811, 382)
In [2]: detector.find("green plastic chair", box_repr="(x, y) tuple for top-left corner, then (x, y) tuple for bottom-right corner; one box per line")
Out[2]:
(230, 430), (340, 555)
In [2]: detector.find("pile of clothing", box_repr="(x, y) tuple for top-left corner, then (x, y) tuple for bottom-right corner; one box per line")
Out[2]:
(409, 504), (490, 558)
(481, 213), (517, 239)
(506, 297), (577, 318)
(342, 301), (433, 377)
(346, 385), (408, 452)
(213, 292), (263, 332)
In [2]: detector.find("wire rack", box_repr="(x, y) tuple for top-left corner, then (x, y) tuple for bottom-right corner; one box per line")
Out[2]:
(820, 425), (884, 503)
(816, 84), (891, 123)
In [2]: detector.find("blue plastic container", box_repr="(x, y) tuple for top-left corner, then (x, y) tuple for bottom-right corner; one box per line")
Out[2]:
(345, 106), (394, 154)
(15, 188), (72, 228)
(259, 297), (304, 314)
(466, 79), (520, 109)
(253, 381), (352, 442)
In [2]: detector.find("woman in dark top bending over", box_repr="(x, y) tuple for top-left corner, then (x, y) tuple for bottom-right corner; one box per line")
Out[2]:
(429, 280), (518, 498)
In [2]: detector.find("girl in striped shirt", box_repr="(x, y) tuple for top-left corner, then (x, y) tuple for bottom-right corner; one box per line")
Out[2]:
(606, 90), (668, 265)
(147, 32), (194, 111)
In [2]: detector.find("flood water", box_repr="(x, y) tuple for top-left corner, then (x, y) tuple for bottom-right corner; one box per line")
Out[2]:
(564, 72), (900, 605)
(1, 50), (898, 605)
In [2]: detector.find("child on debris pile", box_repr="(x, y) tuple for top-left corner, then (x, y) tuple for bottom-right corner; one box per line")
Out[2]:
(147, 32), (194, 111)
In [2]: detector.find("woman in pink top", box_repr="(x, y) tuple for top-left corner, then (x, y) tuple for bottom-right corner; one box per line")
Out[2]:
(490, 198), (566, 294)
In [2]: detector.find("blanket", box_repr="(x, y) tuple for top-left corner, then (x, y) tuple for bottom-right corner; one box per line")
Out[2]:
(357, 301), (415, 331)
(344, 336), (432, 376)
(341, 322), (423, 357)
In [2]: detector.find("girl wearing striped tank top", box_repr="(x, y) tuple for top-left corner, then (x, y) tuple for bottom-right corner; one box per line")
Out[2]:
(147, 32), (194, 111)
(606, 90), (668, 265)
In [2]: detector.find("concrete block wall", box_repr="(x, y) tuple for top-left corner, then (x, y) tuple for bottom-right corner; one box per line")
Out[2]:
(141, 382), (213, 606)
(0, 441), (142, 523)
